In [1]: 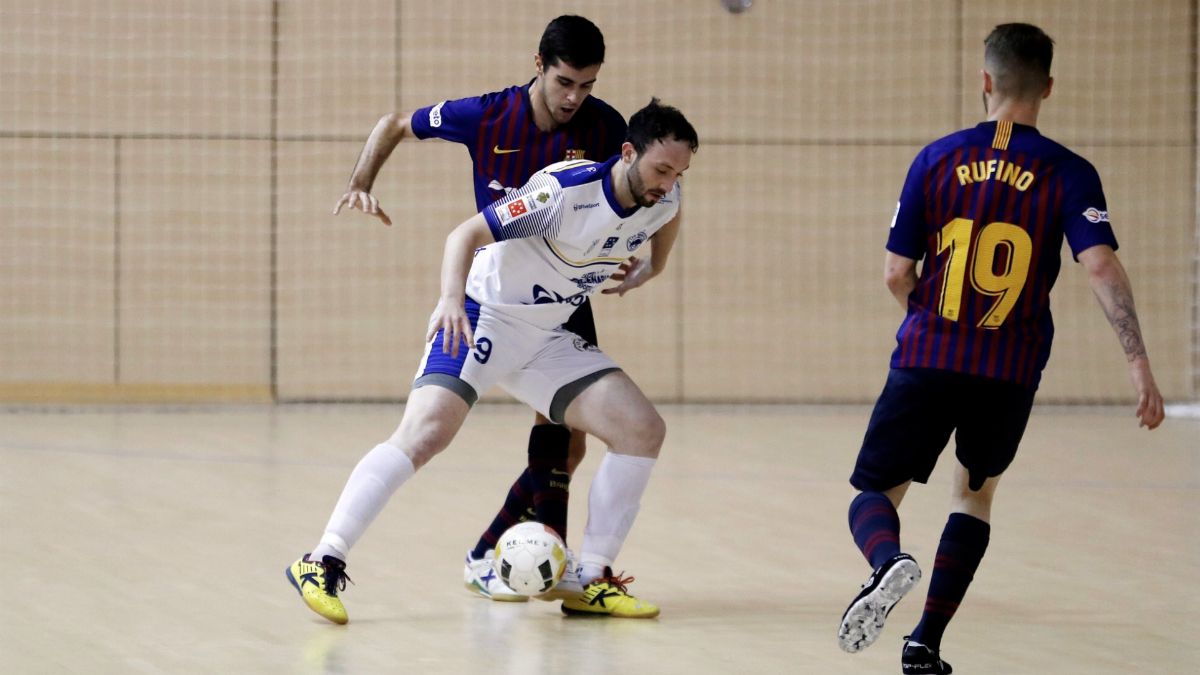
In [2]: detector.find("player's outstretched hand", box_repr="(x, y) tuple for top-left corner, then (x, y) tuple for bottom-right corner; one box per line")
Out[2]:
(601, 256), (654, 297)
(1128, 357), (1164, 429)
(333, 189), (393, 226)
(426, 297), (474, 359)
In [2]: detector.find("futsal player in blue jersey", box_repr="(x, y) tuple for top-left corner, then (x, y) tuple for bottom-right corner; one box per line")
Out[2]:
(288, 100), (698, 624)
(835, 24), (1165, 674)
(330, 16), (627, 602)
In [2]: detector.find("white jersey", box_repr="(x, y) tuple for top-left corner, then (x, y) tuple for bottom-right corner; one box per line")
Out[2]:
(469, 157), (681, 329)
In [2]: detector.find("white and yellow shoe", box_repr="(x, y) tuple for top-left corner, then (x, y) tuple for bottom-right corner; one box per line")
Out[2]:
(538, 548), (583, 601)
(286, 554), (351, 625)
(560, 568), (659, 618)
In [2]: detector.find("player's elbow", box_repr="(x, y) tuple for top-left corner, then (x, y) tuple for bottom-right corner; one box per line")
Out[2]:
(1079, 245), (1121, 281)
(884, 268), (912, 295)
(883, 254), (916, 293)
(380, 111), (409, 137)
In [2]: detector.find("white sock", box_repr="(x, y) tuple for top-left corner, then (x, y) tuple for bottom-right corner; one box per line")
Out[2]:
(579, 452), (656, 584)
(311, 442), (416, 562)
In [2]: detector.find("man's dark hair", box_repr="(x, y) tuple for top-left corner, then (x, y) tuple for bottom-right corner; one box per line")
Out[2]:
(984, 23), (1055, 99)
(626, 98), (699, 155)
(539, 15), (605, 69)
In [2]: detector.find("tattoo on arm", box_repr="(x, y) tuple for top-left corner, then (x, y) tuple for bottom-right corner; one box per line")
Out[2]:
(1102, 281), (1148, 361)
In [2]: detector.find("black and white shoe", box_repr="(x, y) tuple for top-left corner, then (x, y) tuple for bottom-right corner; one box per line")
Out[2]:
(837, 553), (922, 653)
(901, 637), (952, 674)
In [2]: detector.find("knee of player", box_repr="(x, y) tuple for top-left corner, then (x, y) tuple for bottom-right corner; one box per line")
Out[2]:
(386, 429), (450, 469)
(630, 408), (666, 452)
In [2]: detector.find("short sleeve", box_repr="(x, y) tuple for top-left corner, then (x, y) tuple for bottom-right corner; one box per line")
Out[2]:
(481, 173), (565, 242)
(885, 149), (929, 261)
(410, 96), (485, 144)
(1060, 158), (1119, 260)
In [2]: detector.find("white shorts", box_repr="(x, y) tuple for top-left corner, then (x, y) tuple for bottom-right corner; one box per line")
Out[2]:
(412, 298), (619, 424)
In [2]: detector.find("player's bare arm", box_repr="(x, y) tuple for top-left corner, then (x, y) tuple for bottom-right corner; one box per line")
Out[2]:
(1077, 244), (1165, 429)
(333, 111), (415, 226)
(602, 211), (682, 297)
(884, 252), (918, 310)
(427, 213), (494, 357)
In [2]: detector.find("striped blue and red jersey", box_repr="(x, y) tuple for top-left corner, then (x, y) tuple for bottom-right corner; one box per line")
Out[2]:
(887, 120), (1119, 389)
(409, 81), (627, 210)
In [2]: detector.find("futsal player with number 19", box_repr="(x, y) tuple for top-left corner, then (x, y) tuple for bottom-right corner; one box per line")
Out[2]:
(836, 23), (1165, 674)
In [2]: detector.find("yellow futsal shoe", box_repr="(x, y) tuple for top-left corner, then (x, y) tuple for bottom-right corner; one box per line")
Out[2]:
(286, 554), (352, 625)
(561, 568), (659, 619)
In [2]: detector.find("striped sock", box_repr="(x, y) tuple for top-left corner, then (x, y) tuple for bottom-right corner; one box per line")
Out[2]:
(470, 470), (536, 560)
(848, 491), (902, 569)
(526, 424), (571, 542)
(910, 512), (991, 650)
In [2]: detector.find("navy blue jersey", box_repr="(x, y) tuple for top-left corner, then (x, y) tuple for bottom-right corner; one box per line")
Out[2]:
(410, 81), (627, 210)
(887, 121), (1119, 389)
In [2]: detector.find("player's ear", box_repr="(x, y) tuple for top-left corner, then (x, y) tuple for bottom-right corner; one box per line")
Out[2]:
(1042, 76), (1054, 100)
(621, 141), (635, 162)
(981, 69), (993, 95)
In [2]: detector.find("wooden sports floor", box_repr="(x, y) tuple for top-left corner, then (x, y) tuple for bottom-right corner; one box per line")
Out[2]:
(1, 403), (1195, 673)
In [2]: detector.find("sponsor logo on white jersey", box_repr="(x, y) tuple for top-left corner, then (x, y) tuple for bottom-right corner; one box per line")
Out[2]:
(572, 337), (600, 352)
(570, 271), (609, 291)
(532, 284), (586, 307)
(494, 190), (553, 224)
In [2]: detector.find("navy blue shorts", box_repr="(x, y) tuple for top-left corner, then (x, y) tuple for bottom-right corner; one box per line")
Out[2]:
(850, 368), (1036, 492)
(563, 298), (598, 346)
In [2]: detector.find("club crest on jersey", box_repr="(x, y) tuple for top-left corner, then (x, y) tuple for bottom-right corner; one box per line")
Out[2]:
(599, 236), (620, 256)
(564, 149), (586, 160)
(429, 101), (445, 128)
(1082, 207), (1110, 224)
(626, 231), (648, 251)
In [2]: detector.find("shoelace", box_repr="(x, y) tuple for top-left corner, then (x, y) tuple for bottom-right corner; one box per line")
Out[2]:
(323, 564), (353, 596)
(595, 571), (635, 594)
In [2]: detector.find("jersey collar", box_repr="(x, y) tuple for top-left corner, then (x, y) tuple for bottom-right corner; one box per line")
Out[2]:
(978, 120), (1041, 136)
(600, 156), (641, 218)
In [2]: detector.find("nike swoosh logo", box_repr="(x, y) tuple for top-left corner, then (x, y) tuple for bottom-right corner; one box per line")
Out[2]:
(493, 146), (521, 155)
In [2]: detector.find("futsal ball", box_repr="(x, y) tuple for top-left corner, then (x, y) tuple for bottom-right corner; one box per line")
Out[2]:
(494, 521), (567, 595)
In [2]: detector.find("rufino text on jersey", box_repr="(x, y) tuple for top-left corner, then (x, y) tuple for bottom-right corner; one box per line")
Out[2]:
(954, 159), (1035, 191)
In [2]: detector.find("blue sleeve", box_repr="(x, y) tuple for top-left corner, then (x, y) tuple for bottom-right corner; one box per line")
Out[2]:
(410, 95), (486, 144)
(481, 173), (564, 242)
(885, 148), (929, 261)
(1060, 158), (1119, 260)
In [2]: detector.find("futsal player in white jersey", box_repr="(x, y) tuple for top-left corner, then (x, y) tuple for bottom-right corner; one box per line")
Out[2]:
(287, 99), (698, 623)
